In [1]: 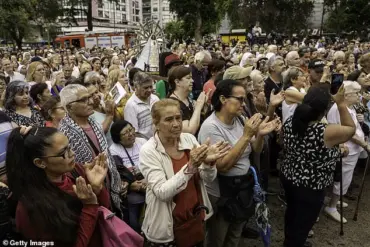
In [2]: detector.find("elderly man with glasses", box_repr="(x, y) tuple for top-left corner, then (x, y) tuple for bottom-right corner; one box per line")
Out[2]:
(58, 84), (124, 217)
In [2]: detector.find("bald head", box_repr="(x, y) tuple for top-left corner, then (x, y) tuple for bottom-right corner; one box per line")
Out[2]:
(285, 51), (300, 67)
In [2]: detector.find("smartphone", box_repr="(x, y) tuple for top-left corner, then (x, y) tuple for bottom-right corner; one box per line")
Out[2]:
(331, 73), (344, 95)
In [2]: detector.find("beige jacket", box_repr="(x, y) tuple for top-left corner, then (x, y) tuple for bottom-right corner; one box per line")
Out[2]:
(139, 132), (216, 243)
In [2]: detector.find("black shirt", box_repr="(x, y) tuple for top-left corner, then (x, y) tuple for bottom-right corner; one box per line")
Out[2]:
(264, 76), (283, 118)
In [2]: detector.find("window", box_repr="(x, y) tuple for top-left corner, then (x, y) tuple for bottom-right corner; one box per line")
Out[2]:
(98, 2), (103, 8)
(122, 14), (126, 21)
(135, 9), (140, 15)
(153, 7), (158, 12)
(116, 4), (120, 10)
(121, 6), (126, 11)
(136, 16), (140, 22)
(104, 12), (110, 18)
(98, 10), (103, 17)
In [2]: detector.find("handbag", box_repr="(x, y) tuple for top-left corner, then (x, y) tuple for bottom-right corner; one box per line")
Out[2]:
(173, 173), (206, 247)
(98, 206), (144, 247)
(217, 171), (255, 223)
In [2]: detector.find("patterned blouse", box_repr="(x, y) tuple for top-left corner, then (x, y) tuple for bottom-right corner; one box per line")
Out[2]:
(4, 108), (45, 127)
(281, 117), (340, 190)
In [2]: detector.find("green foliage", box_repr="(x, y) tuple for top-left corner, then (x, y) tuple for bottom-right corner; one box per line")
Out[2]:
(0, 0), (61, 48)
(164, 20), (185, 41)
(325, 0), (370, 37)
(168, 0), (223, 42)
(218, 0), (314, 34)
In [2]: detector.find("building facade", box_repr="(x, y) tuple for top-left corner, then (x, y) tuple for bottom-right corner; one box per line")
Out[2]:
(60, 0), (142, 33)
(142, 0), (175, 27)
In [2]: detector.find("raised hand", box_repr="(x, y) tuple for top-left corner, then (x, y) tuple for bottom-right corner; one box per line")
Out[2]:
(104, 99), (115, 116)
(195, 91), (207, 108)
(203, 139), (230, 165)
(243, 113), (263, 138)
(270, 89), (285, 107)
(258, 117), (281, 136)
(84, 153), (108, 193)
(73, 177), (98, 205)
(189, 144), (209, 169)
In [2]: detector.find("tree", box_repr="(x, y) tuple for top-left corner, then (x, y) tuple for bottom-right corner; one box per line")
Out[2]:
(218, 0), (314, 35)
(168, 0), (223, 43)
(0, 0), (61, 49)
(164, 20), (186, 42)
(325, 0), (370, 38)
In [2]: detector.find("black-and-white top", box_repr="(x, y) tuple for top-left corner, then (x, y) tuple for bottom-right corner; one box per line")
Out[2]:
(4, 108), (45, 127)
(281, 117), (340, 190)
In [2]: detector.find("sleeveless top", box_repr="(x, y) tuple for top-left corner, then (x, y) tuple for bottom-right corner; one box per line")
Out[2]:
(281, 117), (340, 190)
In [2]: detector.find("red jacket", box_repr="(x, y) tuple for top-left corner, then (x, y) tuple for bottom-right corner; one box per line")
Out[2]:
(16, 165), (110, 247)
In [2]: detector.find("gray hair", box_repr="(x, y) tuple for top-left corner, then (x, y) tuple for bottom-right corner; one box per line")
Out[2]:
(59, 84), (88, 108)
(4, 80), (31, 111)
(283, 67), (304, 90)
(133, 71), (153, 87)
(84, 71), (100, 84)
(194, 51), (212, 63)
(267, 55), (284, 70)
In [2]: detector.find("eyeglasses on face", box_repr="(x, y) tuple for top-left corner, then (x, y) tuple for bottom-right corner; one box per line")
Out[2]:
(40, 145), (73, 159)
(228, 95), (245, 104)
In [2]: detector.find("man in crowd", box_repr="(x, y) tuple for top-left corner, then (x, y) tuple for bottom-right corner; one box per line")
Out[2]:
(192, 51), (212, 100)
(124, 71), (159, 140)
(1, 59), (24, 82)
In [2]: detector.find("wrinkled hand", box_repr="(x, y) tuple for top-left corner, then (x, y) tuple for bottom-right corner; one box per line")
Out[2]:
(257, 117), (281, 136)
(254, 92), (268, 113)
(130, 180), (143, 192)
(270, 89), (285, 107)
(73, 177), (98, 205)
(84, 153), (108, 193)
(195, 91), (207, 109)
(189, 144), (209, 169)
(357, 114), (364, 123)
(340, 145), (349, 157)
(243, 113), (263, 138)
(120, 181), (129, 197)
(202, 138), (230, 165)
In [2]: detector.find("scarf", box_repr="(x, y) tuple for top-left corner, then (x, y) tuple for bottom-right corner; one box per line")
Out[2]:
(59, 115), (122, 211)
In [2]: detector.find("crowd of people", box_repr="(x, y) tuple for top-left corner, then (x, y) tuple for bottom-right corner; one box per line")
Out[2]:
(0, 37), (369, 247)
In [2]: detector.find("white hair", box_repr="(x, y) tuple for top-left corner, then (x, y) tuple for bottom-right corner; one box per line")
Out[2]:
(333, 51), (345, 61)
(194, 51), (211, 63)
(268, 45), (277, 53)
(267, 55), (284, 69)
(250, 70), (263, 83)
(286, 51), (299, 62)
(84, 71), (100, 83)
(343, 80), (361, 94)
(59, 84), (88, 108)
(133, 71), (153, 87)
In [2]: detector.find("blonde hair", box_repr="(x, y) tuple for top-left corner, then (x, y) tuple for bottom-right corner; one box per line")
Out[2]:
(151, 99), (180, 126)
(107, 69), (122, 88)
(26, 62), (43, 82)
(359, 53), (370, 68)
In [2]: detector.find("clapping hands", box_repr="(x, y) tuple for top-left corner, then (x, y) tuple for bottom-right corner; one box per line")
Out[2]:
(84, 153), (108, 194)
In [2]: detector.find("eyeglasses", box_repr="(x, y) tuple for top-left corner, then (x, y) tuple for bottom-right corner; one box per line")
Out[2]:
(68, 95), (93, 105)
(228, 95), (245, 104)
(40, 145), (73, 159)
(120, 127), (135, 136)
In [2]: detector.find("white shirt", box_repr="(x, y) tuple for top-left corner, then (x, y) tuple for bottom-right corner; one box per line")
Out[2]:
(327, 103), (364, 155)
(124, 93), (159, 139)
(109, 137), (147, 170)
(5, 71), (25, 82)
(282, 87), (306, 124)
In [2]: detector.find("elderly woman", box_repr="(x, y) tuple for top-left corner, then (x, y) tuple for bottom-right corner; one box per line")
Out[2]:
(281, 85), (356, 247)
(139, 99), (230, 247)
(40, 96), (66, 128)
(282, 67), (307, 124)
(168, 66), (208, 135)
(4, 81), (45, 126)
(198, 79), (280, 247)
(325, 81), (369, 223)
(58, 84), (123, 216)
(110, 120), (147, 232)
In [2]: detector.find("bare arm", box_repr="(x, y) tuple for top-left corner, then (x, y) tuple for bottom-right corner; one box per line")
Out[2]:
(101, 115), (113, 134)
(252, 134), (264, 153)
(181, 106), (202, 135)
(324, 103), (356, 148)
(216, 135), (252, 173)
(285, 90), (305, 104)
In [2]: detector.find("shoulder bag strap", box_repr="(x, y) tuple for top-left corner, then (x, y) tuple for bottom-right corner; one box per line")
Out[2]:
(123, 146), (136, 167)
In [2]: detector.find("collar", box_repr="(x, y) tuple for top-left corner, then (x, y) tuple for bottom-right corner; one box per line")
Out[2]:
(153, 133), (194, 155)
(132, 93), (152, 104)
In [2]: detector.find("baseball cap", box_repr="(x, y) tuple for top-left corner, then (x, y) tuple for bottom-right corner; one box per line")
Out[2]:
(308, 59), (325, 71)
(223, 66), (253, 80)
